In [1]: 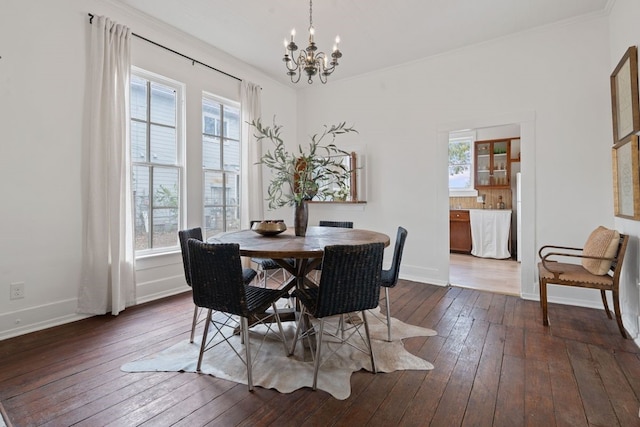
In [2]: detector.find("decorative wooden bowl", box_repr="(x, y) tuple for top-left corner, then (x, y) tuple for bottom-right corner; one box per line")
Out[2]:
(251, 221), (287, 236)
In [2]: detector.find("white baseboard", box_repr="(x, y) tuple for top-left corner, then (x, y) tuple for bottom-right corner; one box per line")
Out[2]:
(0, 298), (92, 341)
(0, 277), (189, 341)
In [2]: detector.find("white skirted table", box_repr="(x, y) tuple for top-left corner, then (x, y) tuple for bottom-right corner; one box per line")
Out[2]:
(469, 209), (512, 259)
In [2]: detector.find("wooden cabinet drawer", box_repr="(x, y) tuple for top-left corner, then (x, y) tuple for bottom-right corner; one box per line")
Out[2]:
(449, 210), (470, 221)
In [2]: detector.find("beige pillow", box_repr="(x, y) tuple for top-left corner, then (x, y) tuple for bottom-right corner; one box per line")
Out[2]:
(582, 226), (620, 275)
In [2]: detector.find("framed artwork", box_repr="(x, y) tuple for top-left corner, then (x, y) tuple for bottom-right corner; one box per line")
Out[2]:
(610, 46), (640, 143)
(612, 135), (640, 220)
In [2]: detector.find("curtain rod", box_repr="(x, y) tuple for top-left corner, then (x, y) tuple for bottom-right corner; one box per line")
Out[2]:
(88, 13), (242, 83)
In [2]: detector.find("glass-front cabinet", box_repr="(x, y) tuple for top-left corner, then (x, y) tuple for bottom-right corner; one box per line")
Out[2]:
(475, 139), (511, 189)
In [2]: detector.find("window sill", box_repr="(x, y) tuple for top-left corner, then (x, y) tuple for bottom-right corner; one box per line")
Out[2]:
(135, 248), (181, 271)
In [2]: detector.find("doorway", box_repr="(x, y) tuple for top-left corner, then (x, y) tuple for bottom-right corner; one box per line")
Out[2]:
(445, 118), (531, 296)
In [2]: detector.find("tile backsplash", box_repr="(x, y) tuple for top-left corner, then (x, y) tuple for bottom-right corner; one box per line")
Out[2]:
(450, 188), (512, 210)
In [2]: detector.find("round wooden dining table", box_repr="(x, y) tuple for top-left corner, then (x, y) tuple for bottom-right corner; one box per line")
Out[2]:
(213, 226), (390, 289)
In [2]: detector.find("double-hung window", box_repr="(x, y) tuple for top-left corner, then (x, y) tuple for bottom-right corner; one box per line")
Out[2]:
(130, 69), (184, 253)
(202, 95), (241, 240)
(448, 130), (476, 196)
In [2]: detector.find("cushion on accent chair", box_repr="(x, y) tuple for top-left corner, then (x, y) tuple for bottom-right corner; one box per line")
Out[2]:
(582, 226), (620, 275)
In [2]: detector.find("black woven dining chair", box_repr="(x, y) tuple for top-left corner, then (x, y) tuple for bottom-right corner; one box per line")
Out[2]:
(249, 220), (294, 288)
(313, 220), (354, 281)
(289, 242), (384, 391)
(377, 226), (408, 342)
(187, 239), (294, 391)
(178, 227), (258, 343)
(318, 220), (354, 228)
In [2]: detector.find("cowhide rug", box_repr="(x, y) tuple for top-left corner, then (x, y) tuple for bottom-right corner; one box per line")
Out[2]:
(121, 307), (436, 400)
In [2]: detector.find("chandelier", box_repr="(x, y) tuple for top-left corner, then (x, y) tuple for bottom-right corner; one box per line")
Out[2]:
(283, 0), (342, 84)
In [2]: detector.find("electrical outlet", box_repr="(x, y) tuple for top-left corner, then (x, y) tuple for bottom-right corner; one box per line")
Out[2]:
(10, 282), (24, 300)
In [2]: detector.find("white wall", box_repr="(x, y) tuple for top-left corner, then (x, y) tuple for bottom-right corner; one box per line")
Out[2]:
(3, 1), (638, 341)
(0, 0), (296, 339)
(296, 12), (633, 332)
(609, 0), (640, 342)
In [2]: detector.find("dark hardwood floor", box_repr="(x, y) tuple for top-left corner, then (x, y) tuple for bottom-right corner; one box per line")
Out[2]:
(1, 280), (640, 426)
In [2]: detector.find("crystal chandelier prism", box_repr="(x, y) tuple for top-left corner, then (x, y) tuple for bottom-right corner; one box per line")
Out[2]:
(282, 0), (342, 84)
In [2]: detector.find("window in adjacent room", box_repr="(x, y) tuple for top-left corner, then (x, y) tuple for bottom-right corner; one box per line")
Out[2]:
(448, 130), (476, 196)
(202, 94), (241, 240)
(130, 69), (184, 253)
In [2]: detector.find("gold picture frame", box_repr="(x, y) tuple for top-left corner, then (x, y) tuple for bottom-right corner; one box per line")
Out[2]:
(610, 46), (640, 143)
(612, 135), (640, 219)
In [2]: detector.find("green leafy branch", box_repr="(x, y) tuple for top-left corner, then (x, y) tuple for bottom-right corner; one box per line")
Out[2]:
(250, 118), (358, 209)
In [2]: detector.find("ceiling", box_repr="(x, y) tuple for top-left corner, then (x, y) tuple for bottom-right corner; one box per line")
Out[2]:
(115, 0), (611, 86)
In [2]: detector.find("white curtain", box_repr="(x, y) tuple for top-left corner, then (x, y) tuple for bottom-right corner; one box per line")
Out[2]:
(240, 81), (263, 226)
(79, 16), (136, 315)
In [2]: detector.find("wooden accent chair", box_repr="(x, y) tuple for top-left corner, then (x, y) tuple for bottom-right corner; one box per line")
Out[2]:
(289, 243), (384, 391)
(537, 227), (629, 338)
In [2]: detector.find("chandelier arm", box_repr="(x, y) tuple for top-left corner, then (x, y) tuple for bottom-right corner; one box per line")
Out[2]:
(290, 71), (302, 84)
(284, 55), (300, 73)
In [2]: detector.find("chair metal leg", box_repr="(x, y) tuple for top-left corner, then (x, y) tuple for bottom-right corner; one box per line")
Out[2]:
(312, 319), (325, 391)
(241, 316), (254, 391)
(289, 306), (306, 356)
(190, 305), (199, 343)
(384, 287), (392, 342)
(600, 290), (612, 319)
(271, 302), (288, 354)
(362, 310), (376, 373)
(197, 309), (213, 371)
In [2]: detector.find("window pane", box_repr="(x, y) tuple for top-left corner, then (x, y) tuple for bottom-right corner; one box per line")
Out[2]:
(132, 165), (150, 250)
(203, 100), (221, 135)
(131, 121), (147, 161)
(449, 166), (471, 189)
(223, 139), (240, 172)
(130, 75), (147, 121)
(150, 124), (176, 164)
(152, 208), (178, 248)
(203, 171), (224, 205)
(226, 173), (240, 206)
(203, 136), (221, 169)
(205, 206), (224, 240)
(151, 167), (179, 249)
(224, 106), (240, 140)
(226, 206), (240, 232)
(150, 82), (176, 126)
(449, 138), (473, 190)
(153, 167), (179, 207)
